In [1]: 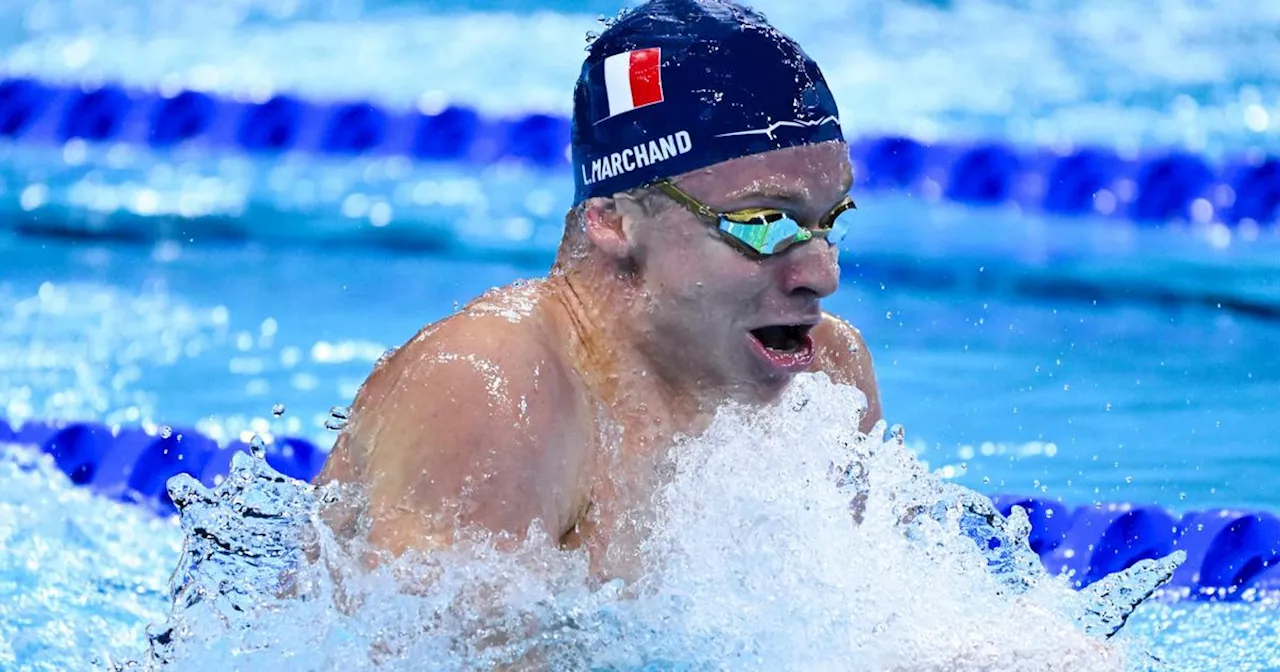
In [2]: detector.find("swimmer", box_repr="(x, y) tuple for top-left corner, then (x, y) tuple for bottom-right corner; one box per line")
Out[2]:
(314, 0), (882, 580)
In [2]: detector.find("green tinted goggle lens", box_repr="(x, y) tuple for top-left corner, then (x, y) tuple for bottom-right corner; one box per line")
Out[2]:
(719, 205), (855, 256)
(653, 180), (856, 258)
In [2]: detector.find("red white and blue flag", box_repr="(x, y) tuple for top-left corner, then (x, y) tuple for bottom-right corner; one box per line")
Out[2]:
(601, 47), (665, 120)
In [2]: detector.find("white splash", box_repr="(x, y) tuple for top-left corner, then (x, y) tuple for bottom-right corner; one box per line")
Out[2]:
(106, 373), (1182, 670)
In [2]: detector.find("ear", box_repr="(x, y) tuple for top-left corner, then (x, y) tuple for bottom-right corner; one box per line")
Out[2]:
(581, 197), (637, 260)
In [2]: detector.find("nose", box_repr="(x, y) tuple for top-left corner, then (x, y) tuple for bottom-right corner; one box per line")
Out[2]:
(777, 237), (840, 299)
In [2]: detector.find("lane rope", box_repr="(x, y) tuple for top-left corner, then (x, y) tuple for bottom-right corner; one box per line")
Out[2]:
(3, 415), (1275, 598)
(1, 77), (1277, 227)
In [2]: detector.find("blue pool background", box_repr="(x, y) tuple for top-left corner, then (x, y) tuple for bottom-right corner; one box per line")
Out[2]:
(1, 0), (1279, 669)
(4, 208), (1279, 513)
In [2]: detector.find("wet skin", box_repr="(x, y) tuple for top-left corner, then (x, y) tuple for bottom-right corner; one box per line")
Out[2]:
(313, 140), (882, 580)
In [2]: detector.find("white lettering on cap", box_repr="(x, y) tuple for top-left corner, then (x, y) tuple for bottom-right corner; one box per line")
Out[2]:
(581, 130), (693, 187)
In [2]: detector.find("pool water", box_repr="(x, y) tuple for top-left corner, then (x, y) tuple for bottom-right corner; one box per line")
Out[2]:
(3, 197), (1277, 511)
(1, 375), (1277, 671)
(2, 0), (1280, 669)
(3, 198), (1279, 668)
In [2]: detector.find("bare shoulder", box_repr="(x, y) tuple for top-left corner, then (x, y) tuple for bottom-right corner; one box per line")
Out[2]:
(314, 284), (585, 554)
(810, 311), (871, 384)
(321, 302), (567, 466)
(810, 312), (883, 431)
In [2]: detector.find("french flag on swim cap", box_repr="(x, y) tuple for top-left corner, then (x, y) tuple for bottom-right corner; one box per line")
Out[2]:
(601, 47), (665, 120)
(570, 0), (846, 204)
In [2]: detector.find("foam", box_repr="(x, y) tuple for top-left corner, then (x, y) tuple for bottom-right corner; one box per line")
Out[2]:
(121, 374), (1167, 670)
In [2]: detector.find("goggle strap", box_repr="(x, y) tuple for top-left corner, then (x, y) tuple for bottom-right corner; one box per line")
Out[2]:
(653, 181), (720, 222)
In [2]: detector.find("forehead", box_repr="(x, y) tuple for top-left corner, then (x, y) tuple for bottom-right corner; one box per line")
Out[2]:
(672, 141), (852, 207)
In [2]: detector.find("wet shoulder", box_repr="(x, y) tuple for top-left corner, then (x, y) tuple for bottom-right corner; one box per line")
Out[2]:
(810, 312), (867, 378)
(335, 277), (582, 473)
(456, 278), (552, 324)
(311, 282), (563, 486)
(396, 279), (568, 388)
(810, 312), (882, 429)
(316, 279), (592, 547)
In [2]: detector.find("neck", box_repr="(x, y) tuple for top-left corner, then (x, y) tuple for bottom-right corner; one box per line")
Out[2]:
(548, 257), (715, 436)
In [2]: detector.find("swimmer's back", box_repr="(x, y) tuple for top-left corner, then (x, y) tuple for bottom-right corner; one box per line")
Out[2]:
(314, 280), (593, 557)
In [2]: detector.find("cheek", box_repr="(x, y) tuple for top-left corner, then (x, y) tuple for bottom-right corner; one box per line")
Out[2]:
(663, 261), (767, 327)
(641, 232), (715, 290)
(637, 229), (767, 319)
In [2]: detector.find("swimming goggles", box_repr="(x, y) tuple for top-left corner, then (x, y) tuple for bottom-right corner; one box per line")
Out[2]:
(651, 179), (856, 259)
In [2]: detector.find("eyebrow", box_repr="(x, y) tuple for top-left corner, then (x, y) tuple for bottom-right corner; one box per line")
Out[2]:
(723, 179), (855, 208)
(724, 186), (805, 204)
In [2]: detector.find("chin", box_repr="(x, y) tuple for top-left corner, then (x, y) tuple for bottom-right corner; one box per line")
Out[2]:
(731, 361), (803, 402)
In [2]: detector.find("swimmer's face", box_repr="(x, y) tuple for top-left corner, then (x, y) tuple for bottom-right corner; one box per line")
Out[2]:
(624, 140), (852, 397)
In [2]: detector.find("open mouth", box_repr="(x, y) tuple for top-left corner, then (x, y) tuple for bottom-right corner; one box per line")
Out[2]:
(749, 324), (813, 353)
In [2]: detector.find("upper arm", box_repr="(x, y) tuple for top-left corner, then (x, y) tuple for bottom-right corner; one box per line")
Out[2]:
(813, 312), (883, 433)
(314, 316), (582, 558)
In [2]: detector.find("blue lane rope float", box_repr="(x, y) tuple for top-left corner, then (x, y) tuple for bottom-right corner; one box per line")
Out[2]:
(987, 494), (1280, 599)
(1, 77), (1278, 227)
(3, 415), (1278, 599)
(0, 417), (323, 513)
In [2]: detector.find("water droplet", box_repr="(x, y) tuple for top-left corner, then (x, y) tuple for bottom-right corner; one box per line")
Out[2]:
(982, 476), (990, 484)
(325, 405), (351, 431)
(272, 403), (285, 417)
(145, 624), (176, 665)
(249, 435), (266, 459)
(166, 473), (209, 509)
(1044, 509), (1055, 518)
(160, 426), (172, 439)
(1125, 476), (1133, 484)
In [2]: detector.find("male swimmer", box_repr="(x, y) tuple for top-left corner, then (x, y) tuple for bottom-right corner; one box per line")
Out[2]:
(314, 0), (882, 579)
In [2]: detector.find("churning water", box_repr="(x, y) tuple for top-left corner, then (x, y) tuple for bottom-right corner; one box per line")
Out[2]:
(3, 374), (1175, 671)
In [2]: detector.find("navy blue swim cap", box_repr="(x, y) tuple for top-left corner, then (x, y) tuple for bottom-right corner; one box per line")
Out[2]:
(571, 0), (845, 205)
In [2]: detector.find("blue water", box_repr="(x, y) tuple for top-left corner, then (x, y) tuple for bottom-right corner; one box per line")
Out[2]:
(3, 0), (1279, 154)
(3, 201), (1278, 511)
(1, 0), (1279, 669)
